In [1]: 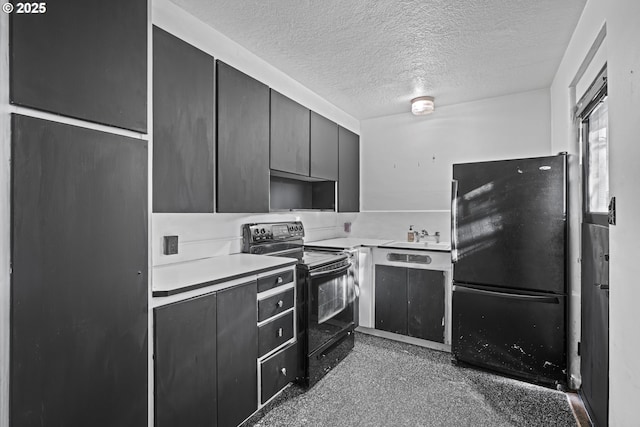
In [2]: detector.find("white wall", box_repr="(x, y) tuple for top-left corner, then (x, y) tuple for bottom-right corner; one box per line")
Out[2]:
(550, 0), (640, 425)
(356, 89), (553, 239)
(360, 89), (552, 211)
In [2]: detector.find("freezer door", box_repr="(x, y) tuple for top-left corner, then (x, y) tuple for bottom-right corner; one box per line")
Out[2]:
(452, 155), (566, 294)
(452, 284), (566, 385)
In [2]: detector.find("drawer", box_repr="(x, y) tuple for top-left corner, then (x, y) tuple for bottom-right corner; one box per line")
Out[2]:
(260, 342), (298, 404)
(258, 288), (294, 322)
(258, 269), (294, 293)
(258, 311), (294, 357)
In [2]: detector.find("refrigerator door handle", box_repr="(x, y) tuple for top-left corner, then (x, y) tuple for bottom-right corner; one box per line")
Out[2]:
(453, 285), (560, 304)
(451, 179), (459, 263)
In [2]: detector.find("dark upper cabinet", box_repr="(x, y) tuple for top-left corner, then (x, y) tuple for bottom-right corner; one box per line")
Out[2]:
(11, 115), (148, 426)
(216, 61), (270, 213)
(338, 126), (360, 212)
(217, 282), (258, 427)
(270, 90), (310, 176)
(153, 27), (214, 213)
(154, 293), (217, 427)
(310, 111), (339, 180)
(10, 0), (147, 132)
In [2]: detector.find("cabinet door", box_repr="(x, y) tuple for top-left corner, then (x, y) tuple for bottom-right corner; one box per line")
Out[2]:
(310, 111), (338, 180)
(11, 115), (148, 426)
(338, 126), (360, 212)
(375, 265), (407, 335)
(217, 282), (258, 427)
(154, 293), (217, 427)
(216, 61), (270, 212)
(153, 27), (214, 213)
(407, 269), (445, 343)
(270, 90), (310, 176)
(260, 342), (298, 404)
(10, 0), (147, 132)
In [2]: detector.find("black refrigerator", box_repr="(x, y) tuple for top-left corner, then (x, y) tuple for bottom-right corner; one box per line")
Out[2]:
(451, 154), (567, 386)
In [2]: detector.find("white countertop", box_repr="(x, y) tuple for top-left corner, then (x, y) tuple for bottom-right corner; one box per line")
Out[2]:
(379, 241), (451, 252)
(305, 237), (451, 252)
(305, 237), (394, 250)
(153, 253), (297, 296)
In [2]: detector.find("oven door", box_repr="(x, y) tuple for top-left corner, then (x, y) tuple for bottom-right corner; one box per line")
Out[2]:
(308, 262), (355, 354)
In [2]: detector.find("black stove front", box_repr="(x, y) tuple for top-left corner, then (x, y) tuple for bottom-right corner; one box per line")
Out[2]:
(242, 221), (355, 388)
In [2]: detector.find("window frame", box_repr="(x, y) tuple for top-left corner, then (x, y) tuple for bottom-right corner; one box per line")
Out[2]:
(577, 65), (609, 227)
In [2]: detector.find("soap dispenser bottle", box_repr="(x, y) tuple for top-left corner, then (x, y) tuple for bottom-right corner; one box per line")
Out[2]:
(407, 225), (415, 242)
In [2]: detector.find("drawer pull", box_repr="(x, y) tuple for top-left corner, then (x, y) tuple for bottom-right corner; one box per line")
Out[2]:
(277, 276), (283, 284)
(277, 328), (283, 337)
(276, 300), (283, 308)
(281, 367), (287, 376)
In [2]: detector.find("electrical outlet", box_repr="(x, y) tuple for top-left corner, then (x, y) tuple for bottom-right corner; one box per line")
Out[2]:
(163, 235), (179, 255)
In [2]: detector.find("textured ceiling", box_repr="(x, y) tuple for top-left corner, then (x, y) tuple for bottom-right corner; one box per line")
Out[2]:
(171, 0), (587, 120)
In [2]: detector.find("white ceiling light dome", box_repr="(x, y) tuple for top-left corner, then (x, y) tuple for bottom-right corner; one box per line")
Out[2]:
(411, 96), (435, 115)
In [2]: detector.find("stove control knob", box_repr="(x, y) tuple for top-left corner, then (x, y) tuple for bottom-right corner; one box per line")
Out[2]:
(260, 228), (266, 234)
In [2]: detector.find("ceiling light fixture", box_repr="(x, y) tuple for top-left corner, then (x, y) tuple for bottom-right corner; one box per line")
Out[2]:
(411, 96), (435, 115)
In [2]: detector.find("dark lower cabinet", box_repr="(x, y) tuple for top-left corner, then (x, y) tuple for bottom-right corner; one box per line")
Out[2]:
(375, 265), (408, 334)
(216, 61), (270, 213)
(11, 114), (148, 426)
(10, 0), (147, 132)
(154, 293), (218, 427)
(153, 26), (214, 213)
(217, 282), (258, 427)
(375, 265), (445, 343)
(258, 311), (295, 358)
(338, 126), (360, 212)
(260, 342), (298, 404)
(407, 269), (446, 342)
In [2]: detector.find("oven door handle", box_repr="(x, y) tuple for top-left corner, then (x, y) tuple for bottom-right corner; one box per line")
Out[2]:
(309, 264), (351, 279)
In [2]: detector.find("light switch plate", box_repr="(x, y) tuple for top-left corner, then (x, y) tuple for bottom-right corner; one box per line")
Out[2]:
(163, 235), (179, 255)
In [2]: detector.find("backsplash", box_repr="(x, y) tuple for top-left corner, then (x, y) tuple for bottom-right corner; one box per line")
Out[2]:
(152, 210), (448, 268)
(152, 211), (358, 267)
(349, 211), (451, 242)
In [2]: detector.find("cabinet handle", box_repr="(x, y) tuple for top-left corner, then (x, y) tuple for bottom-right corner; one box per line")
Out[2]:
(277, 276), (283, 284)
(277, 328), (283, 337)
(276, 300), (283, 308)
(281, 367), (287, 376)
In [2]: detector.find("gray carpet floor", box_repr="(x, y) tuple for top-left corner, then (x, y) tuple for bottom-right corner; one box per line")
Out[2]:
(246, 332), (577, 426)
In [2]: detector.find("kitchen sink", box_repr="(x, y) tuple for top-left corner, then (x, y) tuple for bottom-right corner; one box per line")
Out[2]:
(381, 241), (451, 251)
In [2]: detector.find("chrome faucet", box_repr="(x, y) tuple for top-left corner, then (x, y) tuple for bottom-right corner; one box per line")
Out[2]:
(420, 230), (441, 243)
(413, 230), (421, 242)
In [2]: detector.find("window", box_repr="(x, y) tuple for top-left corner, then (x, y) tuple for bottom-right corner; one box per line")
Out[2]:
(577, 66), (609, 225)
(585, 97), (609, 214)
